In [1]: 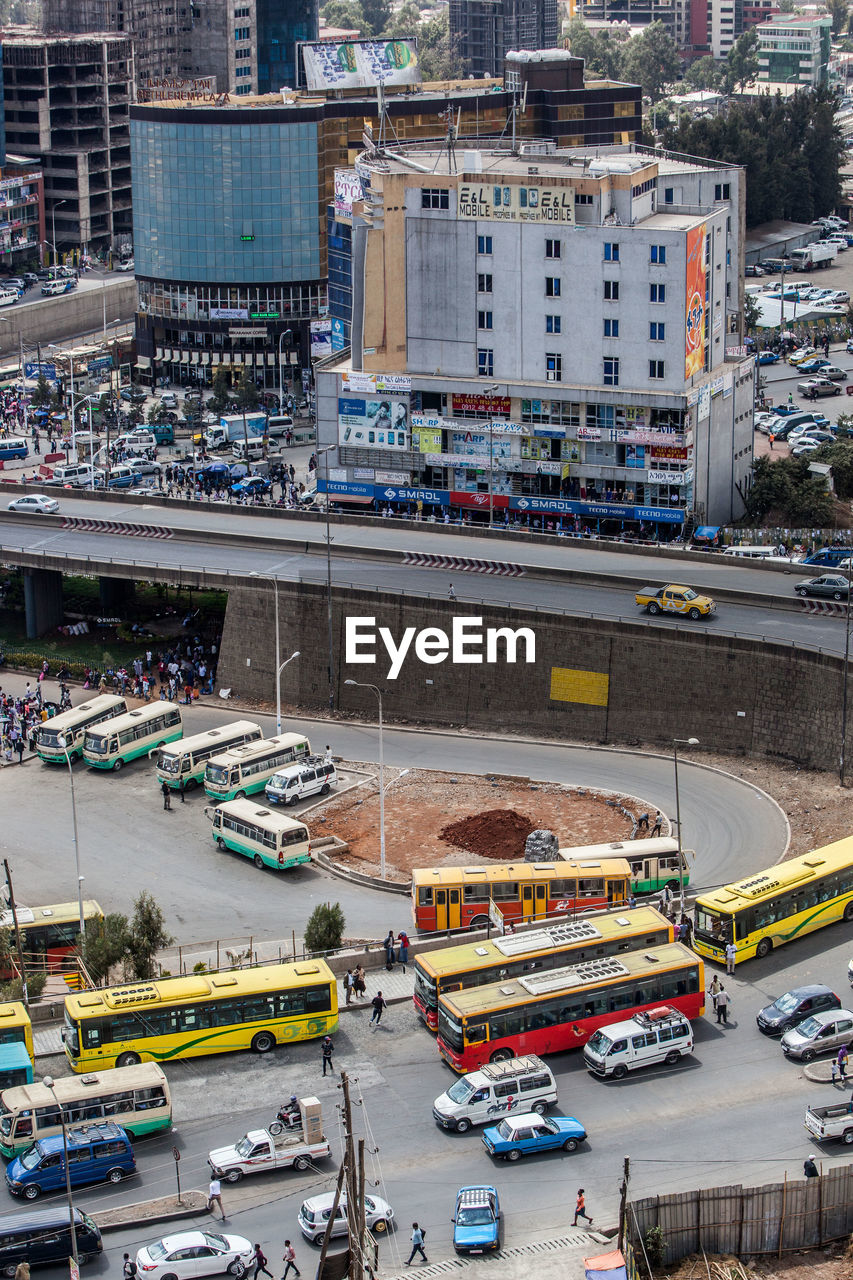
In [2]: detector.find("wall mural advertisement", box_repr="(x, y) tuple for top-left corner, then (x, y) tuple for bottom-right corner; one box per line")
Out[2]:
(338, 395), (409, 449)
(685, 223), (706, 379)
(302, 39), (420, 90)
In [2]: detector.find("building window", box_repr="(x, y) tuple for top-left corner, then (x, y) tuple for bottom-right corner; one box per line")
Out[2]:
(649, 360), (665, 379)
(714, 183), (731, 201)
(664, 187), (674, 204)
(650, 245), (666, 264)
(235, 65), (252, 75)
(477, 273), (493, 293)
(604, 318), (619, 337)
(546, 353), (562, 381)
(545, 277), (561, 297)
(603, 358), (619, 386)
(478, 310), (493, 330)
(478, 349), (494, 377)
(234, 25), (250, 38)
(604, 280), (619, 301)
(545, 238), (561, 259)
(421, 188), (449, 210)
(477, 235), (493, 255)
(575, 193), (593, 205)
(604, 242), (620, 262)
(546, 315), (561, 334)
(650, 283), (666, 303)
(649, 322), (665, 341)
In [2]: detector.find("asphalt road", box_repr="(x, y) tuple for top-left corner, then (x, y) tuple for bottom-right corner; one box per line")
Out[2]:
(0, 685), (788, 944)
(21, 917), (853, 1276)
(0, 503), (845, 654)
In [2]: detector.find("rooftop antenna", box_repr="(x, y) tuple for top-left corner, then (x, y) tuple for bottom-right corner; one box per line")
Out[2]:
(511, 79), (528, 154)
(437, 104), (458, 172)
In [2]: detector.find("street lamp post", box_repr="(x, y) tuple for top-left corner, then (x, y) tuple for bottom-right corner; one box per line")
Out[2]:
(49, 202), (66, 265)
(42, 1075), (79, 1269)
(49, 344), (77, 463)
(316, 444), (335, 712)
(344, 680), (387, 878)
(840, 578), (852, 786)
(249, 572), (300, 734)
(57, 735), (85, 943)
(672, 737), (699, 913)
(277, 329), (292, 411)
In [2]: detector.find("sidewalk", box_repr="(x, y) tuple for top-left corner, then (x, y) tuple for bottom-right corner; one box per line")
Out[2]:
(32, 968), (416, 1058)
(377, 1230), (612, 1280)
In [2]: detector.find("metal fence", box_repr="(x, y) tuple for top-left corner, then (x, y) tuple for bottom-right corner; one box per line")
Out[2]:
(627, 1164), (853, 1266)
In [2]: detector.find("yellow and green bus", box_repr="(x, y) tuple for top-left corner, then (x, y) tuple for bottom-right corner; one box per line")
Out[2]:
(209, 799), (311, 871)
(36, 695), (128, 763)
(155, 720), (262, 790)
(203, 733), (311, 802)
(83, 703), (183, 770)
(63, 959), (338, 1071)
(693, 835), (853, 966)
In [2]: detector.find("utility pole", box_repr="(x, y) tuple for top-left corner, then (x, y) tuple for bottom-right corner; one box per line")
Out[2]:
(316, 1162), (347, 1280)
(341, 1072), (364, 1280)
(3, 861), (29, 1009)
(617, 1156), (630, 1253)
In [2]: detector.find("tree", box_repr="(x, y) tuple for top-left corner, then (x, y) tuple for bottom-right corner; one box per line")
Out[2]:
(361, 0), (390, 35)
(83, 913), (130, 984)
(565, 19), (625, 80)
(744, 454), (835, 525)
(126, 892), (173, 981)
(418, 9), (465, 80)
(208, 367), (231, 413)
(684, 56), (723, 93)
(385, 0), (420, 36)
(621, 22), (680, 103)
(234, 370), (260, 411)
(827, 0), (848, 36)
(723, 28), (759, 95)
(320, 0), (367, 33)
(31, 374), (51, 409)
(304, 902), (346, 953)
(743, 292), (760, 333)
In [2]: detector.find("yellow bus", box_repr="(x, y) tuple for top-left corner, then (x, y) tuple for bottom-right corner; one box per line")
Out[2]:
(63, 960), (338, 1072)
(0, 901), (104, 978)
(0, 1063), (172, 1157)
(412, 858), (632, 932)
(693, 835), (853, 966)
(0, 1004), (33, 1063)
(36, 695), (128, 763)
(83, 703), (183, 770)
(155, 720), (262, 791)
(413, 906), (672, 1029)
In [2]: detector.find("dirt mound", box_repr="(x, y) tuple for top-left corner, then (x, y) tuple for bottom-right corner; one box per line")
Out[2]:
(440, 809), (536, 860)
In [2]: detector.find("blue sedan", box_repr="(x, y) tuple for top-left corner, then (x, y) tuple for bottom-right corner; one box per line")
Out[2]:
(797, 358), (831, 376)
(756, 352), (780, 365)
(482, 1113), (587, 1161)
(231, 476), (271, 497)
(773, 403), (803, 416)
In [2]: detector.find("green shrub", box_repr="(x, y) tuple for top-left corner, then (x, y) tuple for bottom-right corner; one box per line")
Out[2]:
(304, 903), (346, 954)
(643, 1225), (665, 1269)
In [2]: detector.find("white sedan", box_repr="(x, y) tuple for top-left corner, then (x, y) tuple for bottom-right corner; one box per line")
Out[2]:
(8, 494), (59, 514)
(136, 1232), (254, 1280)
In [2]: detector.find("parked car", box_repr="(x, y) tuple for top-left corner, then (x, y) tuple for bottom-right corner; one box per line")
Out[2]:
(780, 1009), (853, 1061)
(756, 351), (780, 365)
(797, 377), (842, 399)
(757, 985), (841, 1034)
(745, 264), (765, 277)
(796, 358), (831, 376)
(120, 387), (147, 404)
(452, 1186), (501, 1255)
(135, 1232), (254, 1280)
(773, 403), (807, 417)
(297, 1192), (393, 1244)
(481, 1114), (587, 1161)
(818, 365), (846, 381)
(829, 290), (850, 304)
(7, 495), (59, 514)
(787, 346), (818, 365)
(793, 575), (850, 600)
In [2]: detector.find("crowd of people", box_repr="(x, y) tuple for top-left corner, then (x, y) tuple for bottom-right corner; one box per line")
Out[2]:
(82, 633), (219, 704)
(0, 672), (70, 762)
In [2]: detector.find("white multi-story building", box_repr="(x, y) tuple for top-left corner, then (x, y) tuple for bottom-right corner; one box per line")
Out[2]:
(316, 143), (754, 530)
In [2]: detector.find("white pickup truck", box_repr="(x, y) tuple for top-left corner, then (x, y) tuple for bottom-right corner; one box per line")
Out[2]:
(208, 1126), (331, 1182)
(804, 1102), (853, 1146)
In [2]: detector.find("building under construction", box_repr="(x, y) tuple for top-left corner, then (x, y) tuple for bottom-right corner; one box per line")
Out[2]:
(0, 31), (133, 254)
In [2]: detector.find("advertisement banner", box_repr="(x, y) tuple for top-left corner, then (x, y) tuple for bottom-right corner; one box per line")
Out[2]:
(458, 184), (575, 226)
(302, 39), (420, 90)
(377, 484), (449, 506)
(511, 496), (684, 523)
(342, 371), (411, 393)
(338, 395), (409, 449)
(334, 170), (362, 218)
(412, 427), (442, 452)
(647, 470), (685, 486)
(331, 318), (346, 352)
(310, 319), (332, 358)
(210, 307), (248, 320)
(25, 362), (57, 381)
(451, 491), (509, 509)
(651, 445), (688, 460)
(685, 223), (706, 379)
(452, 394), (510, 415)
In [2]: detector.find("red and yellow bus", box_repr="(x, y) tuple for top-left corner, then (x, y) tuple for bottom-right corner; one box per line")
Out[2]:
(436, 941), (704, 1073)
(412, 858), (631, 933)
(0, 901), (104, 980)
(414, 905), (672, 1030)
